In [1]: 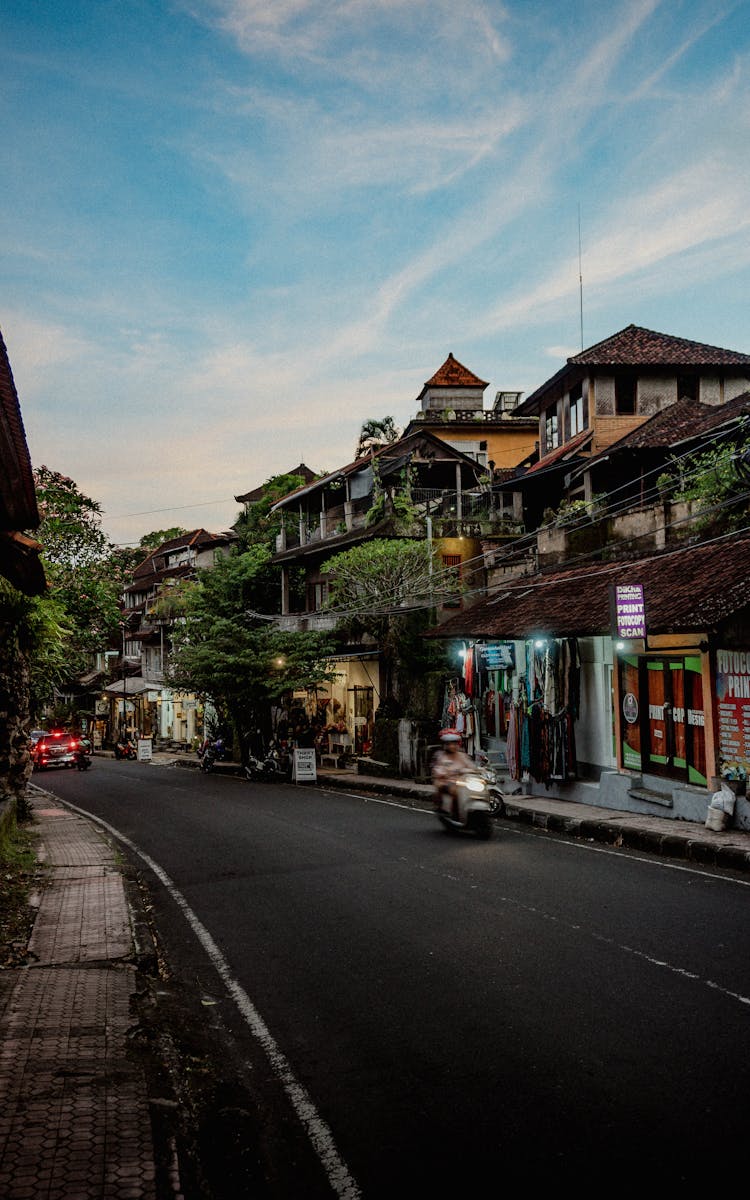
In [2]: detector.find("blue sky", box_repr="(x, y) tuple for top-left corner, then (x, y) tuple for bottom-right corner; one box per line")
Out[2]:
(3, 0), (749, 545)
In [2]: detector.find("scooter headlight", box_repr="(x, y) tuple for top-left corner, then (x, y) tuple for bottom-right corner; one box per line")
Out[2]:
(465, 777), (486, 794)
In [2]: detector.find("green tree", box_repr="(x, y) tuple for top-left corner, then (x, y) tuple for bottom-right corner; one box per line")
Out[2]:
(234, 471), (315, 613)
(32, 467), (125, 674)
(0, 577), (71, 810)
(167, 547), (334, 750)
(656, 438), (750, 533)
(321, 538), (444, 713)
(354, 416), (400, 459)
(138, 527), (189, 552)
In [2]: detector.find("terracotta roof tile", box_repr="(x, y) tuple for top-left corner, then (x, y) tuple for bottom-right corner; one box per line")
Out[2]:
(595, 392), (750, 454)
(0, 329), (39, 530)
(421, 353), (489, 392)
(132, 528), (234, 578)
(570, 324), (750, 367)
(431, 529), (750, 640)
(528, 428), (592, 472)
(519, 327), (750, 415)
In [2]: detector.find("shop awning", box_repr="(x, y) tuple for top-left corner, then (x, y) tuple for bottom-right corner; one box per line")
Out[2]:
(103, 677), (153, 696)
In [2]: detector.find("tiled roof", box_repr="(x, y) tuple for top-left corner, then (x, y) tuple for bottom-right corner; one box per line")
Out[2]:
(519, 326), (750, 414)
(235, 463), (317, 504)
(527, 428), (592, 473)
(591, 391), (750, 455)
(125, 563), (191, 593)
(131, 528), (234, 579)
(0, 329), (39, 531)
(431, 529), (750, 640)
(570, 324), (750, 367)
(420, 353), (489, 393)
(271, 430), (484, 510)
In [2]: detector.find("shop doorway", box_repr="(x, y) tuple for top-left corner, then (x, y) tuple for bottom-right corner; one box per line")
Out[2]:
(350, 685), (374, 756)
(618, 655), (706, 786)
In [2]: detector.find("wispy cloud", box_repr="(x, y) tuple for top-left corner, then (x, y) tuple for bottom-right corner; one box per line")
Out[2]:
(3, 0), (749, 544)
(211, 0), (511, 67)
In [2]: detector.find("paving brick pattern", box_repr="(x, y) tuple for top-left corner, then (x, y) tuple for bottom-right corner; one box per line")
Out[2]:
(0, 797), (158, 1199)
(29, 870), (132, 965)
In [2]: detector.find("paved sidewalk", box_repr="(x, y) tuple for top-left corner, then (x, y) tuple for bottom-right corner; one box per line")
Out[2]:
(0, 792), (160, 1200)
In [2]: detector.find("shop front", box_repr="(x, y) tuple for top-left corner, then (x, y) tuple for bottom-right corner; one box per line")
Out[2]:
(271, 653), (380, 760)
(443, 635), (612, 792)
(618, 650), (708, 788)
(429, 530), (750, 827)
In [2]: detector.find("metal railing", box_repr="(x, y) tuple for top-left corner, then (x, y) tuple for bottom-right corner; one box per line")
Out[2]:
(275, 488), (520, 552)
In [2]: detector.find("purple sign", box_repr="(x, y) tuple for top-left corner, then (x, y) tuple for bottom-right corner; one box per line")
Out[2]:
(614, 583), (646, 639)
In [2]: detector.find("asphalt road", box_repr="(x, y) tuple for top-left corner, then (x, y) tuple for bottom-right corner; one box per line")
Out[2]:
(40, 758), (750, 1195)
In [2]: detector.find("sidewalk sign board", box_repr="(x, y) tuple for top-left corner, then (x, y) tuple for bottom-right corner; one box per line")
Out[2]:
(137, 737), (153, 762)
(292, 748), (317, 782)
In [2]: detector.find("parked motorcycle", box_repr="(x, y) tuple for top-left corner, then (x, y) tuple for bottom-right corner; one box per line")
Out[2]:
(197, 736), (227, 768)
(199, 740), (220, 773)
(114, 737), (137, 760)
(435, 770), (494, 839)
(245, 741), (290, 782)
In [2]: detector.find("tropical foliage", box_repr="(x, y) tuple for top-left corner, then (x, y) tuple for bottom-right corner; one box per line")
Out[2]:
(656, 439), (750, 531)
(322, 538), (443, 711)
(167, 546), (334, 744)
(354, 416), (400, 459)
(32, 467), (127, 674)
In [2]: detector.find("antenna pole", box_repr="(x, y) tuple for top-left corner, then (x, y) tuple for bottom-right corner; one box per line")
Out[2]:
(578, 204), (584, 350)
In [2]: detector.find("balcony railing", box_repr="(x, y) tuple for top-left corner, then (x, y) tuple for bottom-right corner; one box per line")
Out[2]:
(275, 488), (520, 553)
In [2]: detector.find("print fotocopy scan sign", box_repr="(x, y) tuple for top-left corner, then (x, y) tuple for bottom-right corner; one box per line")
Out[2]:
(611, 583), (647, 641)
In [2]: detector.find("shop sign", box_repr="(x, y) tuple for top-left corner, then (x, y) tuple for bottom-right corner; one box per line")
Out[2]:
(292, 748), (317, 782)
(474, 642), (515, 671)
(95, 699), (109, 715)
(612, 583), (646, 640)
(622, 692), (638, 724)
(137, 738), (153, 762)
(716, 648), (750, 777)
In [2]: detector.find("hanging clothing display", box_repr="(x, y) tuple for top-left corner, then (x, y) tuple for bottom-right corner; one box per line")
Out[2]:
(441, 680), (478, 757)
(463, 646), (475, 697)
(505, 640), (580, 786)
(505, 699), (519, 779)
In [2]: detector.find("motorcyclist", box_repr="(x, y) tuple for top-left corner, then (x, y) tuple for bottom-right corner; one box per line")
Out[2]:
(431, 729), (475, 819)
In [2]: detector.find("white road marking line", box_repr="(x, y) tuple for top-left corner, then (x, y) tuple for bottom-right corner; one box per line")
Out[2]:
(325, 787), (750, 889)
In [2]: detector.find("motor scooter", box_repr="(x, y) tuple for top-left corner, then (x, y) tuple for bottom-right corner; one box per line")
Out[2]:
(114, 737), (137, 760)
(245, 740), (289, 782)
(197, 736), (227, 768)
(199, 740), (222, 772)
(74, 743), (91, 771)
(435, 770), (494, 839)
(475, 752), (506, 816)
